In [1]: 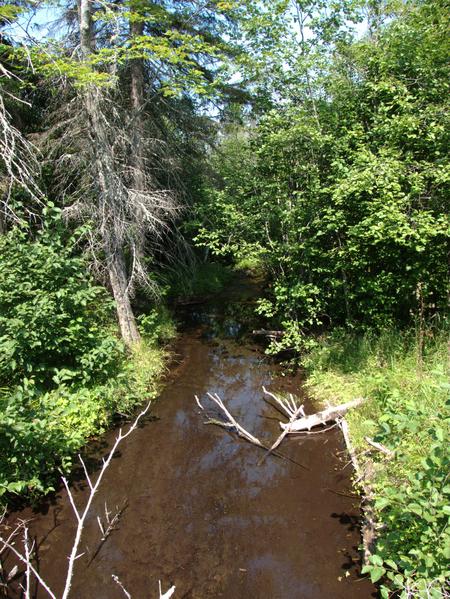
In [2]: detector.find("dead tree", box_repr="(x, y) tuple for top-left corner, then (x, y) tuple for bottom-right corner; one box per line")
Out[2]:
(69, 0), (179, 347)
(0, 63), (41, 231)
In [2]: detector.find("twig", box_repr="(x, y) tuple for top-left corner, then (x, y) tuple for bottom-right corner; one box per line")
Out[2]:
(60, 402), (151, 599)
(364, 437), (395, 458)
(112, 574), (132, 598)
(159, 580), (176, 599)
(258, 390), (305, 464)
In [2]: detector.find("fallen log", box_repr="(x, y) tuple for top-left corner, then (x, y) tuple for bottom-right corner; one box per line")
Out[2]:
(340, 418), (376, 564)
(280, 398), (365, 432)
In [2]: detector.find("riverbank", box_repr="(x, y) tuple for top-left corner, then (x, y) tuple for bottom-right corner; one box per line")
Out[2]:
(304, 328), (450, 597)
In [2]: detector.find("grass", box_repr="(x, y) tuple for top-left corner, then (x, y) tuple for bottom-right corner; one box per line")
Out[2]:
(303, 326), (450, 597)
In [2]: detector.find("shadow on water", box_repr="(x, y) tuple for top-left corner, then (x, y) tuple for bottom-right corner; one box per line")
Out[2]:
(4, 276), (376, 598)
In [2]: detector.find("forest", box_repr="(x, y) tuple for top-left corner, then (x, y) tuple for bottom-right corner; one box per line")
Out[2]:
(0, 0), (449, 597)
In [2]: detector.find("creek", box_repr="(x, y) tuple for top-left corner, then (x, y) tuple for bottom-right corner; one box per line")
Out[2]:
(6, 277), (375, 598)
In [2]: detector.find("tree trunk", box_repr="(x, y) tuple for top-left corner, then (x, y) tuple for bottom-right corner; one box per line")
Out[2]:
(108, 245), (141, 347)
(130, 18), (146, 192)
(78, 0), (93, 59)
(78, 0), (141, 348)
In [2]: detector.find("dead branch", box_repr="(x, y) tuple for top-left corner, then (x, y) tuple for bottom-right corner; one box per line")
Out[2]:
(159, 581), (176, 599)
(0, 402), (162, 599)
(111, 574), (176, 599)
(280, 398), (365, 433)
(60, 402), (151, 599)
(200, 392), (309, 470)
(204, 392), (264, 447)
(0, 67), (42, 223)
(112, 575), (132, 599)
(259, 388), (306, 463)
(97, 500), (127, 542)
(364, 436), (395, 458)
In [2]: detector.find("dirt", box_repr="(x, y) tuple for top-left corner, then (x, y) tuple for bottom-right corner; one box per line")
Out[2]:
(4, 278), (376, 598)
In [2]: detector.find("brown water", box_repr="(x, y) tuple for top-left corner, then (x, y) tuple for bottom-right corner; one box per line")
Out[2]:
(4, 279), (375, 598)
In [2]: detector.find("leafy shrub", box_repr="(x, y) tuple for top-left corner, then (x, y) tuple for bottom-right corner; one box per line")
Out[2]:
(0, 212), (122, 387)
(138, 306), (176, 345)
(306, 328), (450, 597)
(196, 0), (449, 339)
(0, 379), (112, 497)
(0, 210), (169, 503)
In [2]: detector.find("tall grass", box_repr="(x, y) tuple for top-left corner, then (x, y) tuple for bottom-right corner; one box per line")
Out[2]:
(304, 326), (450, 597)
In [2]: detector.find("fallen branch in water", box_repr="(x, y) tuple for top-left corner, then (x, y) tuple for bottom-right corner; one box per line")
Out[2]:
(280, 398), (365, 433)
(112, 576), (175, 599)
(258, 387), (306, 463)
(198, 393), (309, 470)
(196, 390), (366, 468)
(201, 392), (264, 447)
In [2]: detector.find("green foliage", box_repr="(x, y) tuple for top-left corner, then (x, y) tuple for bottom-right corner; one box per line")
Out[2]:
(0, 379), (112, 497)
(197, 0), (449, 346)
(306, 327), (450, 596)
(22, 0), (254, 98)
(0, 211), (170, 502)
(0, 210), (122, 387)
(138, 306), (176, 345)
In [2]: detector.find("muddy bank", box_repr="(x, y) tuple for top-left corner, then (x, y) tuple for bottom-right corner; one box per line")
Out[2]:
(4, 280), (375, 598)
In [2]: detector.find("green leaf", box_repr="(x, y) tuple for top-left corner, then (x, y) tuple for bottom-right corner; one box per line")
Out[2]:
(370, 566), (386, 583)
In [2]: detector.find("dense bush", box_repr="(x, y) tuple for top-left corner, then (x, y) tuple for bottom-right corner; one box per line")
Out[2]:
(196, 0), (449, 346)
(0, 211), (170, 501)
(0, 213), (122, 387)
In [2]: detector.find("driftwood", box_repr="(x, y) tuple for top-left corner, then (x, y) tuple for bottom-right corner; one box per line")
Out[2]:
(252, 329), (284, 340)
(280, 398), (365, 433)
(196, 392), (309, 470)
(197, 391), (365, 450)
(197, 392), (264, 447)
(340, 419), (376, 565)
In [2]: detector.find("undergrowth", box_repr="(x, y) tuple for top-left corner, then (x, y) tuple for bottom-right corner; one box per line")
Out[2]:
(166, 261), (232, 299)
(0, 213), (174, 505)
(304, 327), (450, 597)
